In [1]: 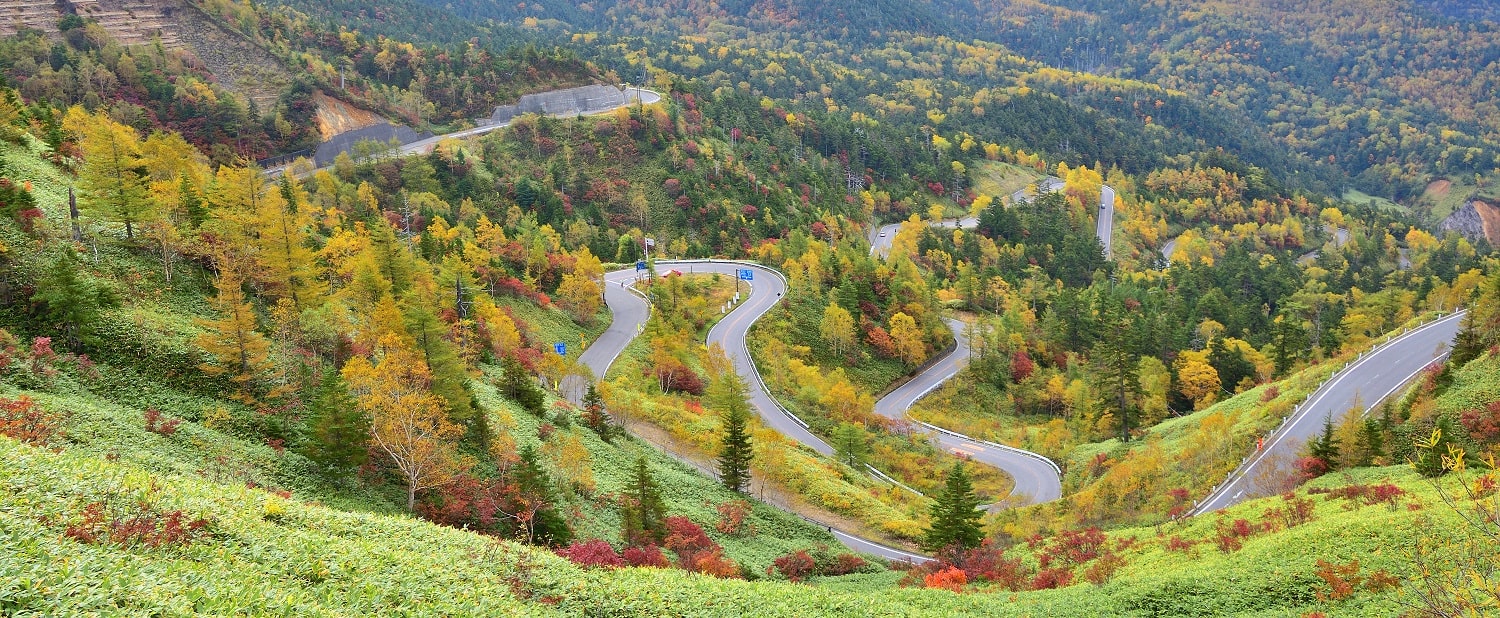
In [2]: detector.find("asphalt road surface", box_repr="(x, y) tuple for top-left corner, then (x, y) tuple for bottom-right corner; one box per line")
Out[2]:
(1193, 310), (1466, 514)
(873, 319), (1063, 505)
(277, 88), (661, 177)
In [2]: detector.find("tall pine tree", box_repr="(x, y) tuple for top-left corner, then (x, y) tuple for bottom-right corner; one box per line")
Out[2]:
(718, 401), (753, 494)
(923, 461), (984, 552)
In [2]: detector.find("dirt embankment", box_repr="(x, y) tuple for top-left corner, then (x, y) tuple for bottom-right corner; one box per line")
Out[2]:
(313, 92), (384, 141)
(1474, 199), (1500, 245)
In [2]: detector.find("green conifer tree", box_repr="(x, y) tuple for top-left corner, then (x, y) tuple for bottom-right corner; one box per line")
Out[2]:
(300, 370), (369, 475)
(923, 461), (984, 552)
(31, 248), (114, 351)
(501, 355), (547, 415)
(621, 456), (666, 545)
(514, 443), (572, 547)
(717, 401), (754, 494)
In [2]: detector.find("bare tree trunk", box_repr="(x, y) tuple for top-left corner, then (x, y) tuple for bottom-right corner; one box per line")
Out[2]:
(68, 187), (81, 242)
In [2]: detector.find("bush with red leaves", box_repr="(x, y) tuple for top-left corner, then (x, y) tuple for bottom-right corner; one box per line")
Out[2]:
(622, 544), (671, 568)
(143, 408), (182, 436)
(557, 540), (623, 569)
(0, 395), (63, 445)
(689, 547), (741, 579)
(771, 550), (816, 581)
(1214, 516), (1256, 553)
(63, 501), (209, 548)
(1164, 535), (1199, 553)
(714, 499), (753, 536)
(655, 365), (706, 396)
(663, 515), (715, 563)
(1321, 482), (1405, 509)
(1460, 401), (1500, 444)
(1010, 349), (1035, 382)
(1030, 567), (1073, 590)
(417, 474), (508, 534)
(924, 566), (967, 592)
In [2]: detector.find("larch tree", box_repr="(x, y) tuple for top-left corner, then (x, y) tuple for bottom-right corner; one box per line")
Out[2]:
(819, 300), (856, 360)
(342, 333), (465, 511)
(923, 461), (984, 552)
(195, 266), (276, 402)
(261, 175), (319, 310)
(69, 109), (153, 239)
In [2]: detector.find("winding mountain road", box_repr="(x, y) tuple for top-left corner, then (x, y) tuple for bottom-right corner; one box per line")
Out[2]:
(579, 260), (927, 562)
(1193, 310), (1466, 514)
(873, 319), (1063, 505)
(871, 176), (1118, 257)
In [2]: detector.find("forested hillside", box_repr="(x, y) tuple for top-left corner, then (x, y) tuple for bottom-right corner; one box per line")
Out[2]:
(1, 0), (1498, 615)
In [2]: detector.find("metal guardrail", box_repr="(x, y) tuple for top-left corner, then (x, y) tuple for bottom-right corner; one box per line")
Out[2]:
(1190, 309), (1466, 515)
(913, 420), (1064, 477)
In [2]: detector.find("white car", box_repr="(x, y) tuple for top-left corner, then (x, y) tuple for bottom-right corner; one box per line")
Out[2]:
(878, 231), (887, 237)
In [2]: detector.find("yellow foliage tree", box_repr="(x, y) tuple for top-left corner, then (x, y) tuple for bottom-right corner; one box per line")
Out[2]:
(343, 334), (466, 510)
(1173, 350), (1222, 409)
(195, 267), (276, 403)
(888, 312), (927, 366)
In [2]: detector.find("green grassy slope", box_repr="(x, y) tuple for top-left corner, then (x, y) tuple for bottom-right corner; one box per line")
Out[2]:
(2, 427), (1471, 616)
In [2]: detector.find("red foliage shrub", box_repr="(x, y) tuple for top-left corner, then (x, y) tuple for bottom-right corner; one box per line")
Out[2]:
(771, 550), (816, 581)
(1260, 385), (1281, 403)
(714, 500), (753, 536)
(923, 566), (968, 593)
(0, 395), (63, 445)
(622, 544), (670, 568)
(655, 365), (706, 396)
(829, 553), (867, 576)
(1010, 349), (1035, 382)
(1323, 482), (1405, 508)
(557, 540), (623, 569)
(1039, 527), (1107, 567)
(1030, 567), (1073, 590)
(950, 540), (1030, 590)
(64, 501), (209, 548)
(1296, 456), (1330, 481)
(1460, 401), (1500, 444)
(689, 547), (741, 579)
(1213, 516), (1255, 553)
(1165, 535), (1199, 553)
(417, 474), (507, 533)
(865, 325), (898, 359)
(1262, 492), (1317, 531)
(663, 516), (714, 561)
(1084, 552), (1126, 585)
(143, 409), (182, 437)
(537, 423), (556, 441)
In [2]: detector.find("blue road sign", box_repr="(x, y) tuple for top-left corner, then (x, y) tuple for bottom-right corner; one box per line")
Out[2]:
(636, 260), (647, 271)
(738, 269), (754, 281)
(554, 342), (567, 356)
